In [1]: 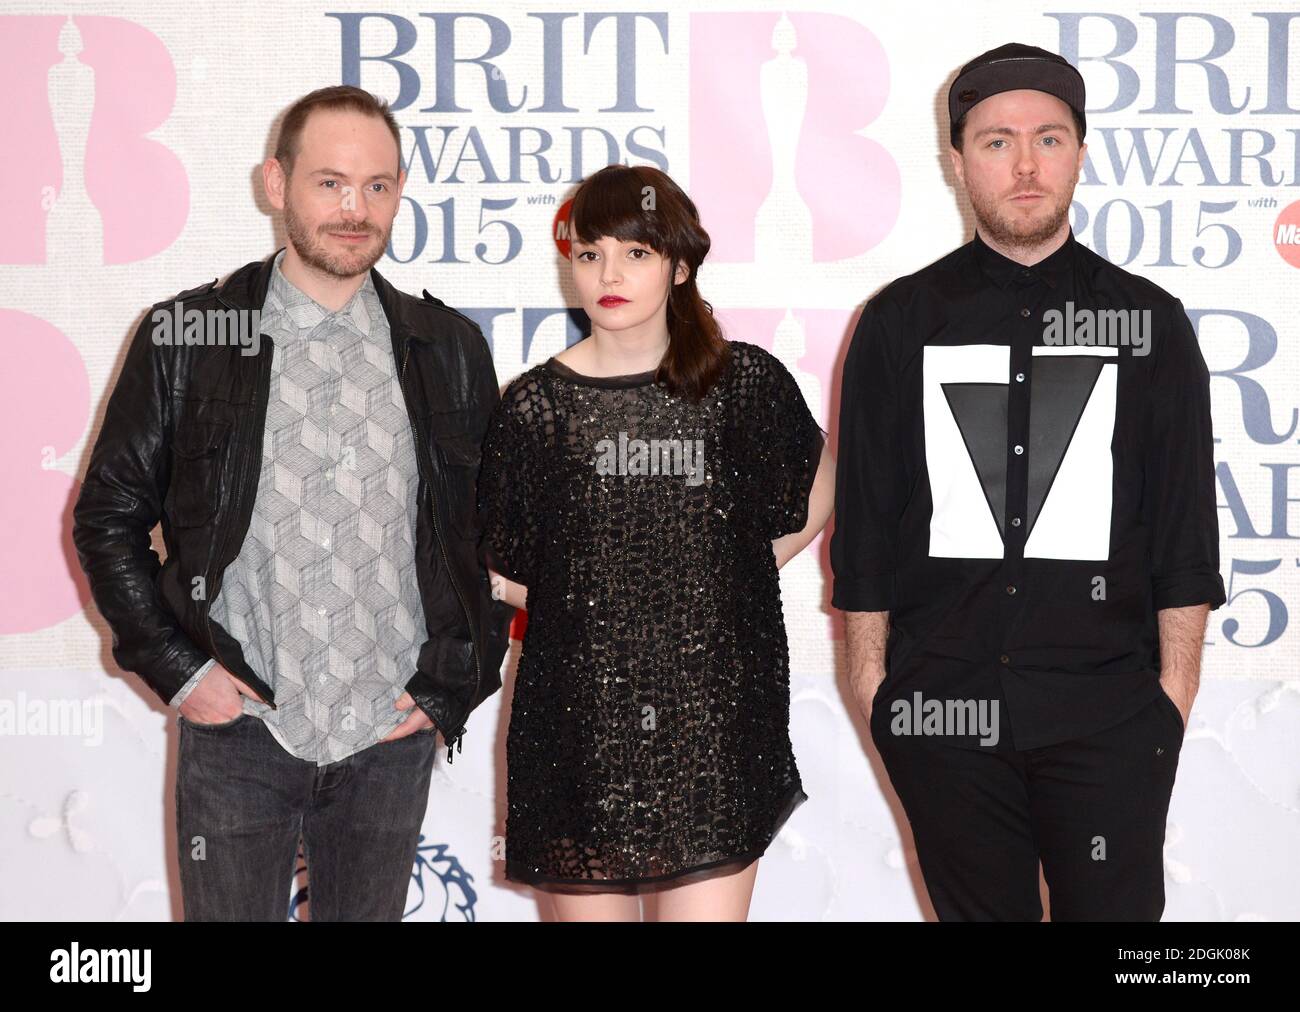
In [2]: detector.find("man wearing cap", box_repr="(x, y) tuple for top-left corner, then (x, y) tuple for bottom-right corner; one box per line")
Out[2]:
(832, 43), (1225, 920)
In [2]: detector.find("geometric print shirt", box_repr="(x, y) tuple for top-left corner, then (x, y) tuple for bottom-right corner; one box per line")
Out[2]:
(169, 249), (426, 765)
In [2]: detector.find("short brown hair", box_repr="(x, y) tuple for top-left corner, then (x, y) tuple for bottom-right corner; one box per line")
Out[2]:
(274, 85), (401, 176)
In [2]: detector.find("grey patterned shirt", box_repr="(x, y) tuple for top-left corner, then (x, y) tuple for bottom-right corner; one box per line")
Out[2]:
(169, 250), (426, 765)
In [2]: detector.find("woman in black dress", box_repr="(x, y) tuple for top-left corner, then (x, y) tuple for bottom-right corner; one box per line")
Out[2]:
(477, 164), (834, 921)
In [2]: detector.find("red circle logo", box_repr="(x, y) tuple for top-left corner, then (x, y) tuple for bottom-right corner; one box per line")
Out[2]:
(1273, 201), (1300, 269)
(552, 198), (575, 259)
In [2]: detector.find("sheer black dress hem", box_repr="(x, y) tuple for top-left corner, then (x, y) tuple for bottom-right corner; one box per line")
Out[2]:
(505, 783), (808, 895)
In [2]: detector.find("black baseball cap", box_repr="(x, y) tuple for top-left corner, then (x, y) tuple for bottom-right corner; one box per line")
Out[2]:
(948, 42), (1086, 142)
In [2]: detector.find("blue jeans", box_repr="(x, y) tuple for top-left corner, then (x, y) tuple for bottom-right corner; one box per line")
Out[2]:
(175, 712), (439, 920)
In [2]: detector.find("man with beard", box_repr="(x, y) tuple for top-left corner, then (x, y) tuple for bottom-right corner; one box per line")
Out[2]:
(831, 44), (1224, 920)
(72, 86), (511, 920)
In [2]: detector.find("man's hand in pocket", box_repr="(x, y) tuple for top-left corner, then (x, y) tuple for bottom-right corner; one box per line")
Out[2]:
(179, 664), (265, 725)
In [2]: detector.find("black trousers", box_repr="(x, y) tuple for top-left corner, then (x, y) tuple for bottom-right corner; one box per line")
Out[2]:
(870, 690), (1185, 921)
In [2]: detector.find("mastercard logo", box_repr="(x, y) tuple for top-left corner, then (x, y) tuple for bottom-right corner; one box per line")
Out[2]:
(552, 198), (575, 259)
(1273, 201), (1300, 269)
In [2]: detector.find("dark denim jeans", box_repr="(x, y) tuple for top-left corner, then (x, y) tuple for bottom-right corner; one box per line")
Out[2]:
(175, 712), (439, 921)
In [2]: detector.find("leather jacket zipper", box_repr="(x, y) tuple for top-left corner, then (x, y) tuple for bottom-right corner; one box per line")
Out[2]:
(400, 337), (480, 763)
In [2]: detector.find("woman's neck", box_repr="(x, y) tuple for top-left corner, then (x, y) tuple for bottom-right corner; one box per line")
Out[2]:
(561, 327), (670, 377)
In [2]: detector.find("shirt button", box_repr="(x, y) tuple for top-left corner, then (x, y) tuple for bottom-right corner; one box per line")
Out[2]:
(322, 538), (330, 548)
(1015, 372), (1025, 382)
(999, 654), (1010, 664)
(317, 606), (326, 616)
(1020, 308), (1031, 317)
(1006, 584), (1017, 595)
(1011, 516), (1022, 527)
(325, 469), (335, 479)
(1013, 444), (1024, 455)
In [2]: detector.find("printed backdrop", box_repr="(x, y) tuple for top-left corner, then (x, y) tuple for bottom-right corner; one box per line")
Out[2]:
(0, 0), (1297, 921)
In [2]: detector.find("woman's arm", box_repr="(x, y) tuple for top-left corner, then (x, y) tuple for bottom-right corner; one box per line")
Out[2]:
(772, 440), (836, 569)
(488, 567), (529, 611)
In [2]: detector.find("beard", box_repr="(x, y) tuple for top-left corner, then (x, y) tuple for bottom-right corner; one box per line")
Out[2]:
(967, 173), (1077, 254)
(284, 194), (389, 279)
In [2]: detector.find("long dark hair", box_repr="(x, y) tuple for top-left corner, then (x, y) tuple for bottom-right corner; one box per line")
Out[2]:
(568, 164), (730, 401)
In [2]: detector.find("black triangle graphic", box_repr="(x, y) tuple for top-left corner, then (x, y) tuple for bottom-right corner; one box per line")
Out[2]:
(1026, 356), (1105, 535)
(942, 383), (1008, 539)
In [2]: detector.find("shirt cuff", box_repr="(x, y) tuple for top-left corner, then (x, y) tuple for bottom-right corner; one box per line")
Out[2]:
(169, 658), (217, 708)
(831, 575), (895, 612)
(1152, 571), (1227, 611)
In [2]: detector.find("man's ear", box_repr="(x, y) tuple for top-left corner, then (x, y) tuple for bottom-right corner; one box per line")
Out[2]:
(396, 165), (408, 200)
(263, 157), (287, 211)
(947, 146), (965, 188)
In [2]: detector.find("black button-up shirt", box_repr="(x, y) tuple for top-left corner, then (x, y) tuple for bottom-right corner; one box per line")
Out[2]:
(831, 229), (1226, 750)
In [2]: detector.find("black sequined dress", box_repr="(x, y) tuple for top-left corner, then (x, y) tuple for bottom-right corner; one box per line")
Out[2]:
(478, 340), (824, 891)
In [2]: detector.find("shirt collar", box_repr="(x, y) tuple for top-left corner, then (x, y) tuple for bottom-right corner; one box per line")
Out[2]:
(972, 227), (1076, 291)
(265, 248), (379, 336)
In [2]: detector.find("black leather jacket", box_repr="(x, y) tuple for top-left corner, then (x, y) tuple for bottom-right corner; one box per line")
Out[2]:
(72, 249), (513, 762)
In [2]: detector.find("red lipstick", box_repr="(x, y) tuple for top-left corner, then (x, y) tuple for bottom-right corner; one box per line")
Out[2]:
(598, 295), (629, 308)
